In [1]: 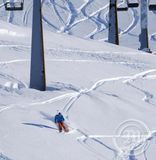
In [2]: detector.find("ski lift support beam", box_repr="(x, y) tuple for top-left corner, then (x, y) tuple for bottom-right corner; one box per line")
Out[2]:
(4, 0), (24, 11)
(117, 0), (139, 11)
(149, 4), (156, 11)
(126, 0), (139, 8)
(117, 6), (128, 11)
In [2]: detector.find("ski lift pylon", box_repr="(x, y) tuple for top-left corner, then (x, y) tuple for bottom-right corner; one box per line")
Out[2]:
(127, 0), (139, 8)
(3, 0), (24, 11)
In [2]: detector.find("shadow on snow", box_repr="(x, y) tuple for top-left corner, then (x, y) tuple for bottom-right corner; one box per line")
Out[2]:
(22, 123), (58, 130)
(22, 112), (58, 130)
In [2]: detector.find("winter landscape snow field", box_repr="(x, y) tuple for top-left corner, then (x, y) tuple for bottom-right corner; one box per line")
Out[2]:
(0, 21), (156, 160)
(0, 0), (156, 160)
(0, 0), (156, 51)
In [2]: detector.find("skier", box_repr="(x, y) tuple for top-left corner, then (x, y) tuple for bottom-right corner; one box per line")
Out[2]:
(54, 112), (69, 132)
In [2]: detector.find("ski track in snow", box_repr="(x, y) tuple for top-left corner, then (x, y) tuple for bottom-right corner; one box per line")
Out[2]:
(120, 8), (139, 36)
(42, 0), (60, 31)
(0, 58), (155, 113)
(49, 0), (66, 26)
(77, 130), (156, 160)
(3, 0), (141, 40)
(61, 69), (156, 159)
(44, 0), (139, 39)
(44, 0), (140, 40)
(40, 49), (156, 69)
(0, 52), (155, 159)
(62, 70), (156, 158)
(77, 134), (118, 160)
(22, 1), (33, 26)
(1, 67), (156, 159)
(1, 44), (156, 70)
(0, 34), (155, 158)
(0, 1), (155, 159)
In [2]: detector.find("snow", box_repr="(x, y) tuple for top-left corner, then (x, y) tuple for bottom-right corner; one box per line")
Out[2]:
(0, 0), (156, 51)
(0, 1), (156, 160)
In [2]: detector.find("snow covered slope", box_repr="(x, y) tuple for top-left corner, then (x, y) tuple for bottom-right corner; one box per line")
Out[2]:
(0, 19), (156, 160)
(0, 0), (156, 52)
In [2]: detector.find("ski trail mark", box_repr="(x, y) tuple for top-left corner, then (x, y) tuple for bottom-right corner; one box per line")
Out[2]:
(22, 1), (33, 26)
(42, 0), (59, 31)
(120, 8), (139, 35)
(30, 92), (78, 106)
(123, 69), (156, 105)
(0, 59), (28, 65)
(50, 0), (66, 26)
(0, 69), (156, 158)
(0, 69), (155, 114)
(77, 134), (117, 160)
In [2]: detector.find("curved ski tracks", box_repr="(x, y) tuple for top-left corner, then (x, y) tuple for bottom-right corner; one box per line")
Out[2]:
(4, 0), (140, 40)
(0, 0), (155, 158)
(0, 60), (156, 159)
(0, 56), (155, 158)
(22, 1), (33, 26)
(44, 0), (139, 39)
(120, 8), (139, 36)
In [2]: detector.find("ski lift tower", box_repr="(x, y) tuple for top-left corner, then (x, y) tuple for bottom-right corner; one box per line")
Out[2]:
(108, 0), (139, 45)
(30, 0), (46, 91)
(108, 0), (119, 45)
(139, 0), (151, 53)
